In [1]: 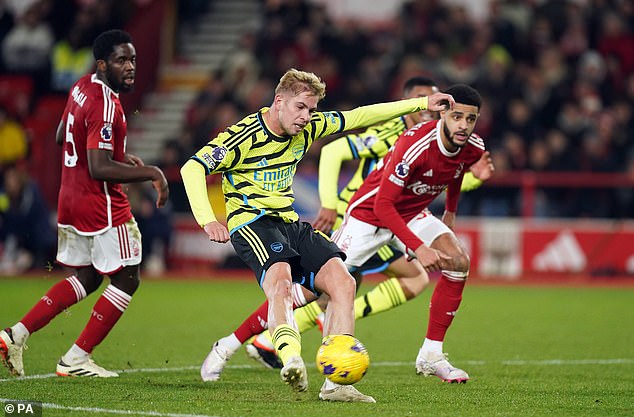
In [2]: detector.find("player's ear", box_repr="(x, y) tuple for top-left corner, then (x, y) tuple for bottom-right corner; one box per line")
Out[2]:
(96, 59), (107, 72)
(272, 93), (284, 107)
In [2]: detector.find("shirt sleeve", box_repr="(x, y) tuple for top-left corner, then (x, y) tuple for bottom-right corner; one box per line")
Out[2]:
(372, 138), (425, 251)
(445, 176), (462, 213)
(318, 136), (355, 209)
(181, 159), (217, 227)
(181, 129), (250, 227)
(85, 96), (114, 152)
(340, 97), (428, 131)
(189, 130), (246, 175)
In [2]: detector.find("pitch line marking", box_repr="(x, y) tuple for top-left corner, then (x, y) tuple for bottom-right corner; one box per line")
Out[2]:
(1, 359), (633, 417)
(1, 358), (633, 383)
(0, 398), (220, 417)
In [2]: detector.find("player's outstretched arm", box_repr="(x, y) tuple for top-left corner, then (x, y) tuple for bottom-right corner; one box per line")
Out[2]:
(340, 93), (454, 132)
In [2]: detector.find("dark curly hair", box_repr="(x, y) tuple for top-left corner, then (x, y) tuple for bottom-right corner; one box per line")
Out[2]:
(92, 29), (133, 61)
(444, 84), (482, 110)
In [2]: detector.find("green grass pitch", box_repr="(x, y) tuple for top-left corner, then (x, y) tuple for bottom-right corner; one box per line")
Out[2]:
(1, 275), (633, 417)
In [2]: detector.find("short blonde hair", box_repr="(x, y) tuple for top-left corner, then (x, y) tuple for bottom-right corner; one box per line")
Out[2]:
(275, 68), (326, 100)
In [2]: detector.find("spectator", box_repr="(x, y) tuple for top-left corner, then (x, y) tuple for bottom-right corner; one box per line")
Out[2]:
(0, 164), (55, 274)
(1, 1), (54, 93)
(50, 19), (94, 92)
(0, 107), (28, 170)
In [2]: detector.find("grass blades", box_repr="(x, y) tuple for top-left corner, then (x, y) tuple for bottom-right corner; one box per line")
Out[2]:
(0, 276), (633, 417)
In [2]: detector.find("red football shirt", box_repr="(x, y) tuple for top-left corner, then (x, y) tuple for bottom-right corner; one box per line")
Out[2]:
(348, 119), (485, 251)
(57, 74), (132, 234)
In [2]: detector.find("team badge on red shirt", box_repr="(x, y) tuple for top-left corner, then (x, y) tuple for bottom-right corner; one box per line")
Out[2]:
(100, 123), (113, 141)
(395, 161), (410, 178)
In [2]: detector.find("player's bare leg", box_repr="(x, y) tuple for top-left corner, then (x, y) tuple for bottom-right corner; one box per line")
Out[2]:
(314, 258), (356, 336)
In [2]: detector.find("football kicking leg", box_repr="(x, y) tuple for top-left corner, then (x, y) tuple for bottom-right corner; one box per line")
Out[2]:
(416, 232), (470, 383)
(250, 251), (429, 361)
(0, 268), (102, 377)
(315, 258), (375, 403)
(244, 284), (315, 370)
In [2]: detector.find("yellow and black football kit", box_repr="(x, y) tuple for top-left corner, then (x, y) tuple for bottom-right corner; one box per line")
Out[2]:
(181, 97), (432, 289)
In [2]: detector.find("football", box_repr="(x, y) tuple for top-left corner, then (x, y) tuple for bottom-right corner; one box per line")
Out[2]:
(316, 335), (370, 385)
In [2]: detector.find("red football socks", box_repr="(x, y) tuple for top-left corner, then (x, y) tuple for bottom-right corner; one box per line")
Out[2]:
(20, 276), (86, 333)
(426, 274), (466, 341)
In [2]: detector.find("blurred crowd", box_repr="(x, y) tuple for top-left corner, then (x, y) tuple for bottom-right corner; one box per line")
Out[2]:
(170, 0), (634, 219)
(0, 0), (133, 95)
(1, 0), (633, 273)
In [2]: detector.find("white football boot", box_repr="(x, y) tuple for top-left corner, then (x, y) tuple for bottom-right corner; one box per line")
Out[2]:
(319, 381), (376, 403)
(280, 355), (308, 392)
(200, 341), (232, 381)
(56, 357), (118, 377)
(0, 328), (25, 377)
(415, 349), (469, 383)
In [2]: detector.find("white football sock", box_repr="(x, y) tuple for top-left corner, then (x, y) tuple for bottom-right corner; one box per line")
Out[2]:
(421, 338), (443, 354)
(218, 333), (241, 354)
(10, 322), (30, 346)
(61, 344), (90, 365)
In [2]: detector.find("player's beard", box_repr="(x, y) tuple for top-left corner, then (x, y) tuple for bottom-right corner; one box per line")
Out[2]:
(106, 69), (134, 93)
(443, 122), (467, 149)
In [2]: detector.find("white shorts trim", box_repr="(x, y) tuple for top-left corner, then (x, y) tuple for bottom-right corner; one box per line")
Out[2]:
(333, 210), (452, 267)
(56, 218), (142, 274)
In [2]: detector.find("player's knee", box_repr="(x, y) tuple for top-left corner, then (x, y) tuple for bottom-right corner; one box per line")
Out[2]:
(330, 272), (356, 303)
(75, 268), (103, 294)
(451, 252), (470, 273)
(110, 266), (141, 296)
(350, 270), (363, 288)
